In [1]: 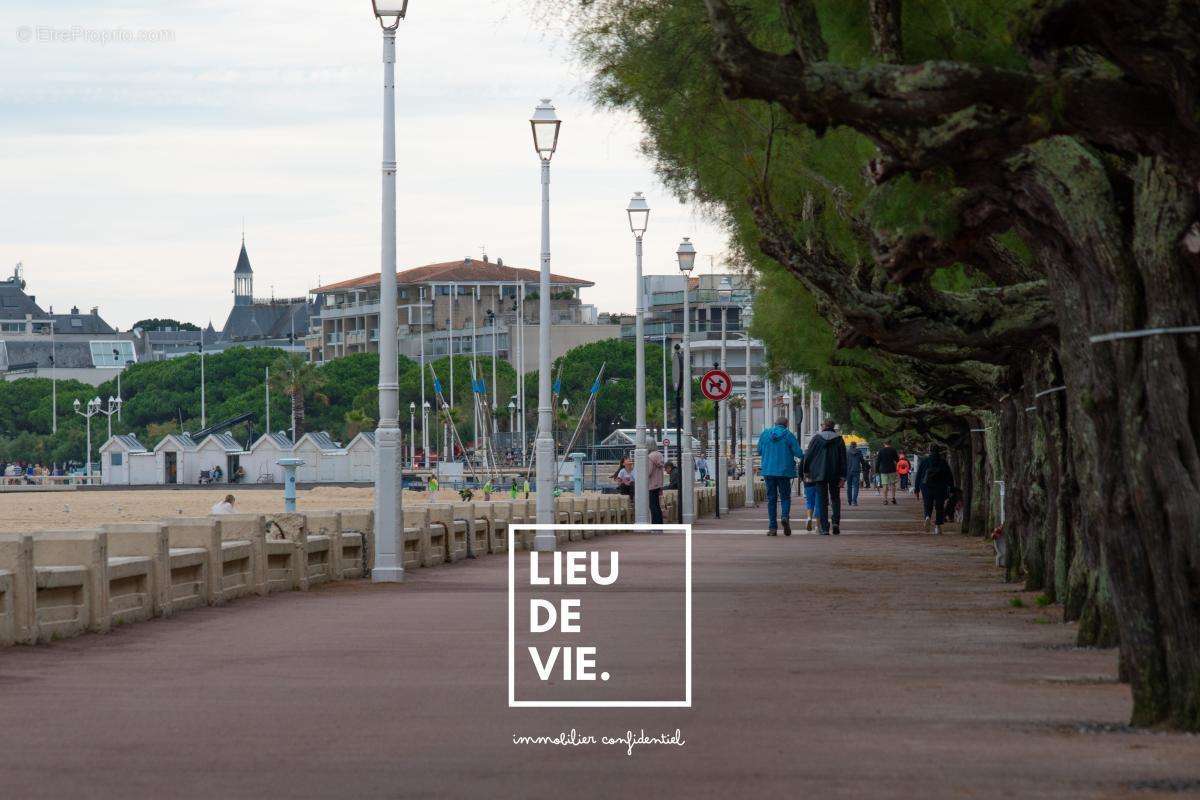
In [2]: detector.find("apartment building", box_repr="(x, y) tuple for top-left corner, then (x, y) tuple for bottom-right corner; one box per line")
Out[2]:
(307, 256), (619, 369)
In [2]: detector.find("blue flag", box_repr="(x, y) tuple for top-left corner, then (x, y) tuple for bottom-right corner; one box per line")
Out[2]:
(590, 378), (601, 394)
(553, 378), (562, 394)
(433, 378), (443, 395)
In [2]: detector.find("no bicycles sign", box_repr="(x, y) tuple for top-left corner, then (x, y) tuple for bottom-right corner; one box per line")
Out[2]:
(700, 368), (733, 402)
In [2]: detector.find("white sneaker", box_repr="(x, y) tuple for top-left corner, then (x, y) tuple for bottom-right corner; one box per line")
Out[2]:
(924, 517), (931, 533)
(934, 525), (941, 535)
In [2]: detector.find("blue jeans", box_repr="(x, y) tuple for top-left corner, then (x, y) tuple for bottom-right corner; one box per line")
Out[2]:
(765, 476), (792, 529)
(846, 473), (861, 505)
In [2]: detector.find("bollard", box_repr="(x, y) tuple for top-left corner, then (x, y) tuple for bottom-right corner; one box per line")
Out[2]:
(570, 452), (586, 496)
(276, 458), (306, 512)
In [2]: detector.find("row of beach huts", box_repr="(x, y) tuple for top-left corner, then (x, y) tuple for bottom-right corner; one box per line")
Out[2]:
(100, 430), (377, 486)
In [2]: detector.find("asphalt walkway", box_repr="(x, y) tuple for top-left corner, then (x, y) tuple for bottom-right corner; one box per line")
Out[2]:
(1, 492), (1197, 799)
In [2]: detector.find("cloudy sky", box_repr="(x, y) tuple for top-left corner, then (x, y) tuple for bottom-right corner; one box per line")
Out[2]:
(0, 0), (729, 330)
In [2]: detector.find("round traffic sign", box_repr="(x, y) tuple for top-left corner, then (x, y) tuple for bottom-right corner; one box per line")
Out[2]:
(700, 368), (733, 402)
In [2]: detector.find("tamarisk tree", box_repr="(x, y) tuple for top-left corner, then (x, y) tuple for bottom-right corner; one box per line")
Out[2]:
(564, 0), (1200, 729)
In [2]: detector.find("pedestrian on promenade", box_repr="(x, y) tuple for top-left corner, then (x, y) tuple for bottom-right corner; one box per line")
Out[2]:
(897, 453), (911, 492)
(613, 457), (635, 511)
(757, 415), (803, 536)
(916, 446), (955, 534)
(875, 441), (900, 505)
(804, 419), (847, 535)
(695, 454), (709, 482)
(647, 445), (666, 525)
(845, 443), (866, 506)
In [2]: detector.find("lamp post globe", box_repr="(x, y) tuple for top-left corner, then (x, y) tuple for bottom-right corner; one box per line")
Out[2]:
(530, 99), (561, 549)
(369, 0), (412, 583)
(676, 237), (697, 523)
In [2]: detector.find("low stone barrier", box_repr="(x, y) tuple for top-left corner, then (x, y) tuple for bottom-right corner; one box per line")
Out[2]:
(1, 490), (736, 649)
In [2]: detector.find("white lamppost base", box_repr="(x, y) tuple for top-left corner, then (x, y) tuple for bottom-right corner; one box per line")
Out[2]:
(372, 563), (405, 583)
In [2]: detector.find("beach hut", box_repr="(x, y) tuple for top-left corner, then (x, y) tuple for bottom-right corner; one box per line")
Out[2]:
(99, 434), (147, 486)
(294, 431), (343, 483)
(345, 431), (376, 482)
(195, 432), (249, 483)
(153, 433), (199, 485)
(243, 431), (294, 484)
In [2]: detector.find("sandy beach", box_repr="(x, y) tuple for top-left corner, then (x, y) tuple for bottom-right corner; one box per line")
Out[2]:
(0, 485), (523, 533)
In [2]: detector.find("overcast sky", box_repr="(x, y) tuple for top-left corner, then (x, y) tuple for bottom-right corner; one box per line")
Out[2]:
(0, 0), (729, 330)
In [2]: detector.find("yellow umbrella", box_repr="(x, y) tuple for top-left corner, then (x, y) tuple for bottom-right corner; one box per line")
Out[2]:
(842, 434), (868, 446)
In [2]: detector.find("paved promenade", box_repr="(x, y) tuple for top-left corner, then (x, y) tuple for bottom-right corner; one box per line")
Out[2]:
(2, 494), (1198, 798)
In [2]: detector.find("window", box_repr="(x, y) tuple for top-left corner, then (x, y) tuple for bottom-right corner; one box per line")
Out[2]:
(437, 285), (450, 296)
(90, 340), (137, 367)
(457, 285), (470, 296)
(399, 289), (408, 299)
(70, 317), (82, 328)
(110, 452), (123, 466)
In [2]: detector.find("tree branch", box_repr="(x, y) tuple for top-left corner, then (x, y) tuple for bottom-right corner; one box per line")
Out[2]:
(868, 0), (902, 63)
(777, 0), (827, 62)
(701, 0), (1200, 178)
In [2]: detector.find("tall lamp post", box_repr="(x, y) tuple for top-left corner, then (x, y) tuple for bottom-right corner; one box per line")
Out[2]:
(717, 276), (733, 514)
(676, 237), (696, 523)
(743, 303), (755, 507)
(369, 0), (410, 583)
(422, 400), (431, 467)
(530, 98), (561, 545)
(73, 397), (100, 481)
(627, 191), (651, 524)
(409, 401), (416, 467)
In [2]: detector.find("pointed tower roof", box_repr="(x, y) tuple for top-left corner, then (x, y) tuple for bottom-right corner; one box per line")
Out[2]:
(234, 241), (253, 274)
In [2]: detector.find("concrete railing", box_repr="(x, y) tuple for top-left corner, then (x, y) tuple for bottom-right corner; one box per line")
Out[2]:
(0, 484), (755, 649)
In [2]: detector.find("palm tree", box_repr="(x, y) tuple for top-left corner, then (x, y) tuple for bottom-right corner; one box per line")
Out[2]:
(343, 409), (374, 439)
(268, 353), (328, 440)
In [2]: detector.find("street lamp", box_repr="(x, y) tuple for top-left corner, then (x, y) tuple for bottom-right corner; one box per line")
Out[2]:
(530, 98), (561, 548)
(95, 395), (121, 441)
(628, 191), (651, 525)
(409, 401), (416, 468)
(73, 397), (101, 482)
(508, 398), (516, 436)
(369, 0), (411, 583)
(743, 302), (755, 507)
(717, 275), (733, 514)
(676, 237), (696, 523)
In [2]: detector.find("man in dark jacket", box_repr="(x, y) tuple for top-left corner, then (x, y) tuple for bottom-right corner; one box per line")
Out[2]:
(804, 419), (847, 535)
(875, 441), (900, 505)
(845, 445), (866, 506)
(918, 446), (955, 534)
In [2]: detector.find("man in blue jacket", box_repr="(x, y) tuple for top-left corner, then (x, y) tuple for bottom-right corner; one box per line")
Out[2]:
(757, 415), (803, 536)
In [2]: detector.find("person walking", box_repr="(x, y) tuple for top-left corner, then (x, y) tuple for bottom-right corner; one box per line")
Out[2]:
(757, 415), (803, 536)
(210, 494), (236, 515)
(647, 445), (666, 525)
(916, 446), (955, 534)
(845, 443), (866, 506)
(897, 452), (911, 492)
(875, 441), (900, 505)
(804, 418), (847, 535)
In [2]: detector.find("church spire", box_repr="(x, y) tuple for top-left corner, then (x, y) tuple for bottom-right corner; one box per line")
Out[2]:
(234, 237), (253, 306)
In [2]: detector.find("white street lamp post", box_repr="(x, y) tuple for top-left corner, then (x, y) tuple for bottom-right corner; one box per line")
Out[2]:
(50, 316), (56, 434)
(409, 401), (416, 467)
(530, 98), (561, 546)
(628, 191), (651, 525)
(676, 237), (696, 523)
(199, 335), (206, 430)
(370, 0), (410, 583)
(73, 397), (100, 482)
(717, 276), (732, 515)
(94, 395), (122, 441)
(744, 305), (754, 507)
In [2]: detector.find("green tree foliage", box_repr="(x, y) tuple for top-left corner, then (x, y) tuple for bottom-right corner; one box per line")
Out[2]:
(130, 318), (200, 331)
